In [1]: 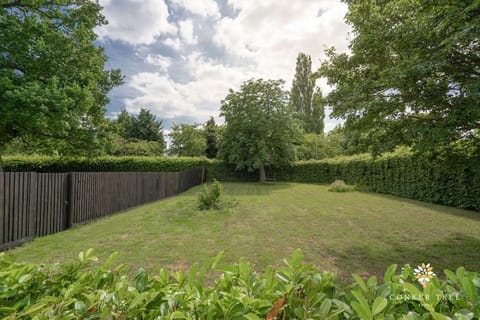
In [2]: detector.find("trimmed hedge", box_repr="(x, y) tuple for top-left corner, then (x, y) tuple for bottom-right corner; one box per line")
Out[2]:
(269, 150), (480, 211)
(1, 249), (480, 319)
(3, 156), (208, 173)
(199, 150), (479, 211)
(2, 156), (257, 181)
(203, 160), (258, 182)
(4, 150), (480, 211)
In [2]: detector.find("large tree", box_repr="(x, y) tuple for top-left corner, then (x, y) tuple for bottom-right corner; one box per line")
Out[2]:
(321, 0), (480, 154)
(168, 124), (206, 157)
(126, 108), (165, 144)
(112, 108), (166, 156)
(0, 1), (123, 168)
(204, 117), (219, 159)
(220, 79), (300, 182)
(290, 53), (325, 134)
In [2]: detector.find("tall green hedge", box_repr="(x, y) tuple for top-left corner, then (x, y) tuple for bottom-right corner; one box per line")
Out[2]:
(3, 151), (479, 211)
(2, 156), (254, 181)
(3, 156), (208, 172)
(269, 150), (480, 211)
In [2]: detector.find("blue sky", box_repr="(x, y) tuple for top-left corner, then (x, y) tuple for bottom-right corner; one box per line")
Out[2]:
(96, 0), (350, 132)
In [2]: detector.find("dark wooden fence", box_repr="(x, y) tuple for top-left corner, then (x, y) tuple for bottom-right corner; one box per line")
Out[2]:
(0, 169), (204, 251)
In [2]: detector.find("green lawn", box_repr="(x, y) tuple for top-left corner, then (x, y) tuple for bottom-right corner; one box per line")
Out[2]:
(9, 182), (480, 279)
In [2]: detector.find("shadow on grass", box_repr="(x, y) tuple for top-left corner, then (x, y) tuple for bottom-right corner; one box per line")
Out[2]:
(330, 233), (480, 280)
(361, 192), (480, 221)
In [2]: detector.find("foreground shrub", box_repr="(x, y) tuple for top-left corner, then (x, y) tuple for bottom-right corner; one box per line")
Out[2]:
(198, 180), (223, 210)
(1, 249), (479, 319)
(328, 179), (356, 192)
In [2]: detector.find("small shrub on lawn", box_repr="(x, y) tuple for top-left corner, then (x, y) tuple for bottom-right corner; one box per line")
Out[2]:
(328, 179), (356, 192)
(1, 249), (479, 319)
(198, 179), (222, 210)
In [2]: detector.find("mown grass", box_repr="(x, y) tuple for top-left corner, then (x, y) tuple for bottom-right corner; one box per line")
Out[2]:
(9, 182), (480, 279)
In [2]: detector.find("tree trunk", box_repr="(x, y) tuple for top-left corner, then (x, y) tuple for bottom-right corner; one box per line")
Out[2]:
(0, 152), (3, 172)
(259, 164), (266, 182)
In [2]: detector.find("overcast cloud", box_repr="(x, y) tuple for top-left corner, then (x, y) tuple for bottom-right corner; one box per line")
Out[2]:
(98, 0), (350, 131)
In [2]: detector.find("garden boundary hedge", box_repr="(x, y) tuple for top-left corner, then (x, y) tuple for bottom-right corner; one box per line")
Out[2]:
(4, 152), (480, 211)
(269, 151), (480, 211)
(2, 156), (207, 173)
(207, 151), (480, 211)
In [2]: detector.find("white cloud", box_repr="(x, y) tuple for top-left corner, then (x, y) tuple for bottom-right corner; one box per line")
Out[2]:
(178, 19), (197, 45)
(170, 0), (220, 18)
(163, 37), (182, 50)
(125, 72), (195, 118)
(209, 0), (350, 131)
(144, 54), (172, 71)
(98, 0), (176, 45)
(124, 53), (256, 122)
(116, 0), (349, 132)
(214, 0), (349, 88)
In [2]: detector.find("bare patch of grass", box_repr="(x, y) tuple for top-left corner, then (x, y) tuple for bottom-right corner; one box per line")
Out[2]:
(328, 179), (356, 192)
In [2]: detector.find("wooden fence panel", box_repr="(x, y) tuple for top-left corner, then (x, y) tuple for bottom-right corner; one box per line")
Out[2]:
(0, 173), (36, 250)
(0, 169), (203, 250)
(69, 169), (203, 225)
(35, 173), (68, 237)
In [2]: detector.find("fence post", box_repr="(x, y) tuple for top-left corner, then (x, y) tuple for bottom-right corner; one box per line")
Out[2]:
(65, 173), (73, 230)
(28, 172), (37, 239)
(0, 173), (4, 245)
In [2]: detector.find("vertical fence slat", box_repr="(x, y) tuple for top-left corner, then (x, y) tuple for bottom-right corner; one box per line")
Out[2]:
(20, 173), (27, 239)
(7, 174), (13, 243)
(29, 173), (37, 239)
(47, 174), (53, 236)
(12, 173), (19, 242)
(1, 169), (203, 250)
(40, 174), (46, 237)
(4, 174), (9, 244)
(15, 173), (21, 240)
(0, 174), (4, 245)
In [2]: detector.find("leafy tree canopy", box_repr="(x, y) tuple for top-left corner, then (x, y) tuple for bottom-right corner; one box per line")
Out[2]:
(0, 0), (123, 165)
(115, 108), (165, 143)
(168, 123), (206, 157)
(290, 53), (325, 135)
(111, 108), (166, 156)
(112, 139), (165, 157)
(219, 79), (301, 181)
(204, 117), (219, 159)
(321, 0), (480, 154)
(296, 134), (329, 160)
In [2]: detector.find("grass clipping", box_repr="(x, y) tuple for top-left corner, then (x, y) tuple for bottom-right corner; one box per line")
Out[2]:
(328, 180), (356, 192)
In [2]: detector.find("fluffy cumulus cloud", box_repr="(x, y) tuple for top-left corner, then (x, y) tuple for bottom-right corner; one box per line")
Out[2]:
(97, 0), (176, 45)
(214, 0), (349, 85)
(169, 0), (220, 18)
(214, 0), (350, 131)
(163, 37), (181, 51)
(100, 0), (350, 131)
(124, 53), (256, 120)
(178, 19), (197, 45)
(144, 54), (172, 72)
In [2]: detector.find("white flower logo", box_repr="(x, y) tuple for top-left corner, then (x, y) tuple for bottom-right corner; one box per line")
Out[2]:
(414, 263), (436, 288)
